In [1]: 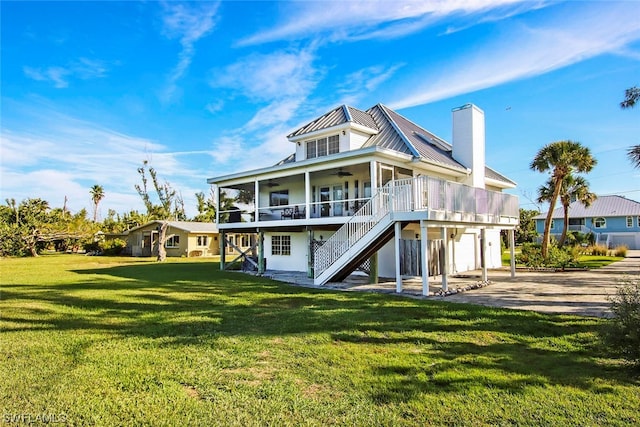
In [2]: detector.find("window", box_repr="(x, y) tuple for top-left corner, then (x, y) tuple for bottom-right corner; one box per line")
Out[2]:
(626, 216), (633, 228)
(270, 190), (289, 206)
(305, 135), (339, 159)
(272, 235), (291, 256)
(196, 235), (208, 246)
(550, 220), (555, 230)
(594, 217), (606, 229)
(166, 235), (180, 248)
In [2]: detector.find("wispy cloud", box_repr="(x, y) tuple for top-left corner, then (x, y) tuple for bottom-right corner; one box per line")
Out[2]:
(390, 3), (640, 109)
(23, 58), (108, 88)
(159, 1), (219, 104)
(238, 0), (539, 46)
(0, 102), (211, 216)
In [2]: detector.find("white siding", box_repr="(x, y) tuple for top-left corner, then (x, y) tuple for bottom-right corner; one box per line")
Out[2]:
(264, 232), (308, 271)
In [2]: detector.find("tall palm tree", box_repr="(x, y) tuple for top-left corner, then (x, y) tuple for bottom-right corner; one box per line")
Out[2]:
(90, 185), (105, 222)
(620, 86), (639, 169)
(558, 175), (597, 246)
(530, 140), (597, 258)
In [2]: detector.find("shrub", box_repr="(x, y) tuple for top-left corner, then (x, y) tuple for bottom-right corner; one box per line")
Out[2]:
(547, 245), (579, 269)
(614, 245), (628, 258)
(516, 242), (544, 267)
(586, 244), (609, 256)
(101, 238), (126, 256)
(603, 278), (640, 367)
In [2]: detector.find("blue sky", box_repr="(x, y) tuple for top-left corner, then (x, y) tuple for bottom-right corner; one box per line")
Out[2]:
(2, 0), (639, 219)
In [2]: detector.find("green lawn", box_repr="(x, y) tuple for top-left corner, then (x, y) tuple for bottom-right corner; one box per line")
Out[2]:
(2, 255), (638, 426)
(502, 250), (622, 269)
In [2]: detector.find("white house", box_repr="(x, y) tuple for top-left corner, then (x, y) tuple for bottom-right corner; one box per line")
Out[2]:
(208, 103), (519, 295)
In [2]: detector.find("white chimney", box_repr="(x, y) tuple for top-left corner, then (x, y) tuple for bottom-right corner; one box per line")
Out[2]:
(452, 104), (485, 189)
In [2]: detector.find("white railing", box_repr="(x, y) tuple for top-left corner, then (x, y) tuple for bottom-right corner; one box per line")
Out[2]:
(313, 176), (519, 279)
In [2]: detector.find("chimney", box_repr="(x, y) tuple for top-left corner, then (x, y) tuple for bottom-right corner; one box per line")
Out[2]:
(452, 104), (485, 189)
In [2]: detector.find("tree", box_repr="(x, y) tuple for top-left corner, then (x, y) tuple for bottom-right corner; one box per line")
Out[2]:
(516, 208), (540, 244)
(135, 161), (184, 261)
(90, 185), (105, 222)
(530, 140), (596, 258)
(620, 86), (640, 169)
(559, 175), (596, 246)
(194, 190), (217, 222)
(620, 86), (639, 109)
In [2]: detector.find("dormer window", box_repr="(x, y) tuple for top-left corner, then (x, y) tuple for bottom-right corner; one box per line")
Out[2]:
(306, 135), (339, 159)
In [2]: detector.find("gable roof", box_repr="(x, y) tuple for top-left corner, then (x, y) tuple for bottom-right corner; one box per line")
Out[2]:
(534, 195), (640, 219)
(287, 105), (378, 138)
(128, 221), (218, 234)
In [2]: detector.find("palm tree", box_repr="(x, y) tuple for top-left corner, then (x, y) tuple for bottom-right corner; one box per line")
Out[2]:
(620, 86), (639, 169)
(90, 185), (105, 222)
(530, 140), (597, 258)
(558, 175), (597, 246)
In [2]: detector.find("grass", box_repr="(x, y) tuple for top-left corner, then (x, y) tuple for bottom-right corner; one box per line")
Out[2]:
(2, 254), (639, 426)
(502, 250), (622, 269)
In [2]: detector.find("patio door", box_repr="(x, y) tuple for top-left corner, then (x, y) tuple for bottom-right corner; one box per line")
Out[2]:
(333, 185), (343, 216)
(379, 165), (394, 186)
(320, 186), (330, 217)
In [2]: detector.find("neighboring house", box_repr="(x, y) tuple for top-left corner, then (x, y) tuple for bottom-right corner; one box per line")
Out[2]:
(534, 195), (640, 249)
(208, 103), (519, 294)
(126, 221), (220, 257)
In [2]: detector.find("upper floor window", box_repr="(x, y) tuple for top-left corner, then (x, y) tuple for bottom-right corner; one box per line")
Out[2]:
(594, 217), (606, 229)
(627, 216), (633, 228)
(306, 135), (339, 159)
(270, 190), (289, 206)
(166, 235), (180, 248)
(196, 235), (209, 246)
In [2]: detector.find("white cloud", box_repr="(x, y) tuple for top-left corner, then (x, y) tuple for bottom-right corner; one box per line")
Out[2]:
(23, 58), (109, 88)
(390, 3), (640, 109)
(160, 1), (219, 104)
(238, 0), (538, 46)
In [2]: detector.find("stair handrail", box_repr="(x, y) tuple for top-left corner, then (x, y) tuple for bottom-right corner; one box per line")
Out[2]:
(313, 178), (413, 278)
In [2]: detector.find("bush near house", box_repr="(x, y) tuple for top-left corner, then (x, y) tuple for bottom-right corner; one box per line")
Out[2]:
(603, 278), (640, 368)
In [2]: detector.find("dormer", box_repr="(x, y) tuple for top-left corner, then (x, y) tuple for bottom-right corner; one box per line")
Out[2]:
(288, 105), (379, 161)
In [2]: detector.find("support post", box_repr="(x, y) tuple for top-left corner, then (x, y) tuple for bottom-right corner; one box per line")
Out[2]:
(509, 228), (516, 278)
(395, 221), (402, 293)
(305, 171), (311, 220)
(481, 228), (488, 282)
(421, 220), (429, 296)
(370, 160), (378, 194)
(369, 252), (379, 284)
(219, 230), (226, 270)
(441, 227), (448, 291)
(257, 230), (265, 275)
(255, 179), (260, 223)
(307, 229), (314, 278)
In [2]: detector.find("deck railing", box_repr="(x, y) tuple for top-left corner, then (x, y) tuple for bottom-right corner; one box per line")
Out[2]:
(313, 176), (518, 279)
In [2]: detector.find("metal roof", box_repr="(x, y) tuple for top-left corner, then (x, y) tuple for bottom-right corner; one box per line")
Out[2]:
(287, 104), (378, 138)
(534, 195), (640, 219)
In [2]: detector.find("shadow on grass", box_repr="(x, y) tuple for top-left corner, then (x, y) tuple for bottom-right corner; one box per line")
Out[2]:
(2, 260), (637, 399)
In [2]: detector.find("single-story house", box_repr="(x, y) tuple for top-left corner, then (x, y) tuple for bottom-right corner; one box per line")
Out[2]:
(207, 103), (519, 295)
(534, 195), (640, 249)
(126, 221), (220, 257)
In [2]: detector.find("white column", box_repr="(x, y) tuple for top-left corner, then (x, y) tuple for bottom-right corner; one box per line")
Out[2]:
(481, 228), (488, 282)
(395, 221), (402, 293)
(441, 226), (448, 291)
(421, 220), (429, 296)
(305, 171), (311, 220)
(509, 228), (516, 278)
(370, 160), (378, 193)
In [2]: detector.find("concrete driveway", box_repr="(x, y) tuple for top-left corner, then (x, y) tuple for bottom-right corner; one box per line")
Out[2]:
(444, 250), (640, 318)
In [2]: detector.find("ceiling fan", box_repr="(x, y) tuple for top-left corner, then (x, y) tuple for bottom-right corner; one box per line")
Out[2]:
(266, 180), (280, 187)
(330, 168), (353, 177)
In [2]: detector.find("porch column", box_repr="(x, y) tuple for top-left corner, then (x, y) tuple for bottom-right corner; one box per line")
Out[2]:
(257, 230), (265, 275)
(509, 228), (516, 278)
(421, 220), (429, 296)
(441, 227), (448, 291)
(305, 170), (311, 220)
(369, 253), (379, 284)
(395, 221), (402, 293)
(254, 179), (260, 223)
(216, 185), (221, 225)
(307, 229), (314, 278)
(370, 160), (378, 193)
(219, 230), (226, 270)
(481, 228), (488, 282)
